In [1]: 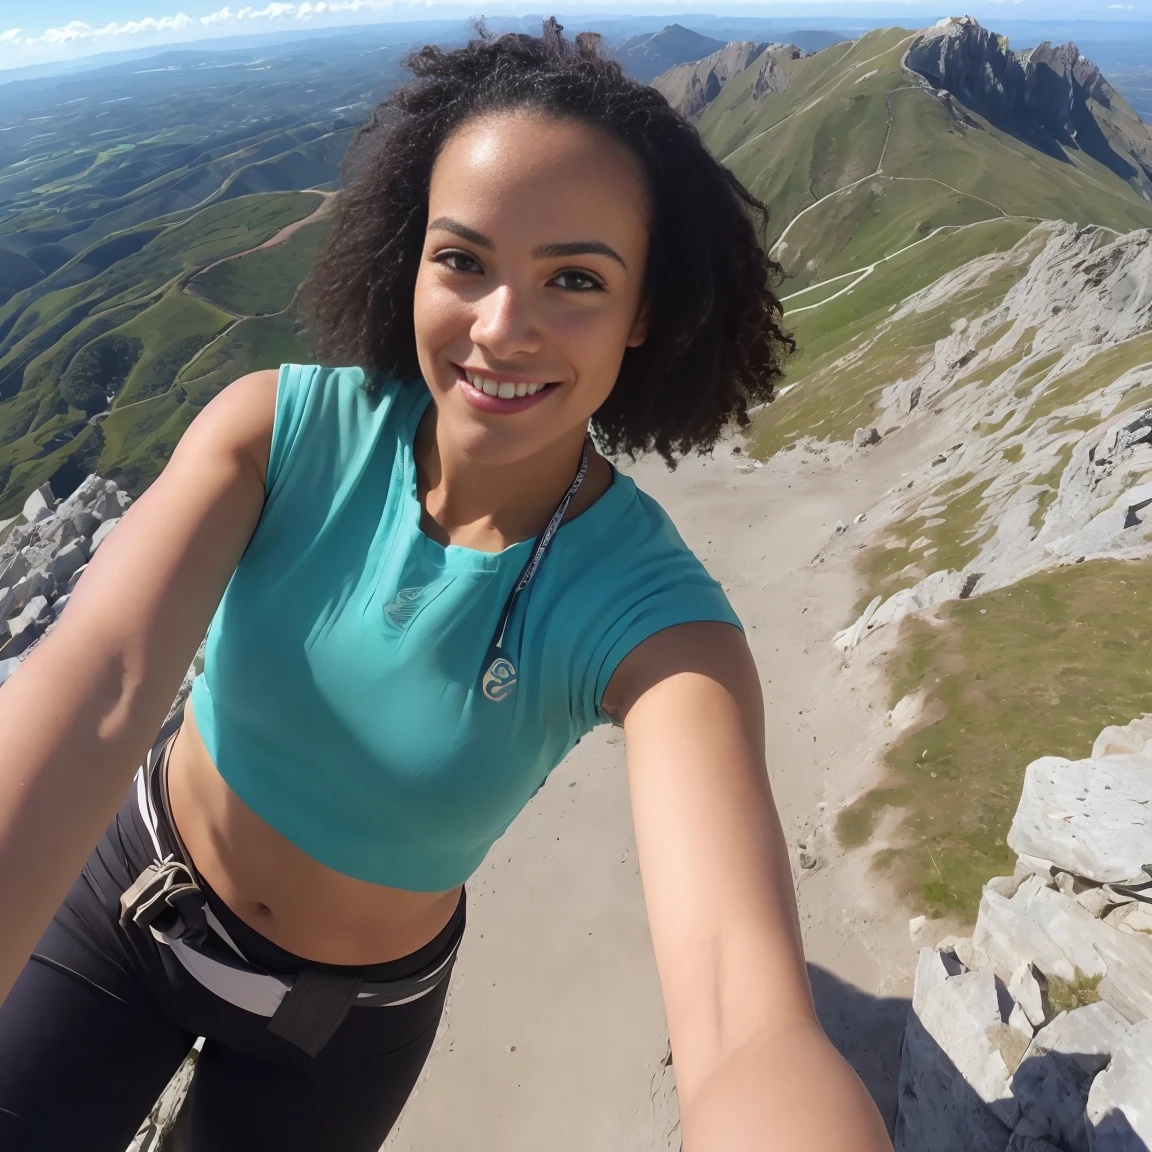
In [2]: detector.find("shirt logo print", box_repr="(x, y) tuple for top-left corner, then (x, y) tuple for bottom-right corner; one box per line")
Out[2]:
(482, 657), (517, 702)
(383, 587), (424, 628)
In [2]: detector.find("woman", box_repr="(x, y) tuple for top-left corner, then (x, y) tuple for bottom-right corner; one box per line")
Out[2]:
(0, 22), (892, 1152)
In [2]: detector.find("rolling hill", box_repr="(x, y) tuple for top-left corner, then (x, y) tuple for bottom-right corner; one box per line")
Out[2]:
(0, 36), (403, 514)
(693, 20), (1152, 297)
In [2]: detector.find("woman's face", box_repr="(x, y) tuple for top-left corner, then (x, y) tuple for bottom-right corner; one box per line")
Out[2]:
(413, 110), (650, 465)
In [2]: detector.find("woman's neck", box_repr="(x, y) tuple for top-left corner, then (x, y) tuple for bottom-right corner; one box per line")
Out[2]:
(414, 407), (607, 552)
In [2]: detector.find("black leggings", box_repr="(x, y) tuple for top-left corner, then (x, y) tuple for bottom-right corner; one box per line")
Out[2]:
(0, 764), (465, 1152)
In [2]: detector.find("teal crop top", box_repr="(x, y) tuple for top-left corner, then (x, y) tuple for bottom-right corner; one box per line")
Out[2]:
(190, 364), (743, 891)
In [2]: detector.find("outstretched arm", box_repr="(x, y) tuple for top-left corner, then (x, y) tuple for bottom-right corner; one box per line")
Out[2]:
(0, 370), (277, 1004)
(605, 622), (892, 1152)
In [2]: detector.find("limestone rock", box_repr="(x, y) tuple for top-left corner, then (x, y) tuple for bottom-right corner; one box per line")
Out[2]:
(1086, 1019), (1152, 1150)
(47, 540), (87, 586)
(0, 551), (28, 589)
(834, 570), (964, 650)
(1011, 1002), (1131, 1152)
(21, 482), (54, 522)
(1007, 752), (1152, 886)
(893, 949), (1016, 1150)
(651, 40), (770, 119)
(1093, 714), (1152, 759)
(853, 427), (882, 450)
(91, 517), (120, 552)
(1009, 964), (1047, 1028)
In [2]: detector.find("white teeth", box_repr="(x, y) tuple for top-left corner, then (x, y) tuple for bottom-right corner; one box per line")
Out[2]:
(464, 370), (550, 399)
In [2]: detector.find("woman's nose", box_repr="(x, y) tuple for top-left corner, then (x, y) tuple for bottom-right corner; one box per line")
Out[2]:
(470, 284), (543, 359)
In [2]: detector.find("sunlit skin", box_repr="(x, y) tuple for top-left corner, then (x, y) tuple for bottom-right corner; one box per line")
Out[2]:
(0, 108), (893, 1151)
(168, 111), (661, 966)
(412, 112), (649, 550)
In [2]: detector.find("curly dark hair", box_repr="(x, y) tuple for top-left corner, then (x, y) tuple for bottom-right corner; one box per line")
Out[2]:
(300, 18), (792, 464)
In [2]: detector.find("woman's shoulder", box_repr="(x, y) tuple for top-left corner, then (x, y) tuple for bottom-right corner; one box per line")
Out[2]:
(265, 364), (426, 492)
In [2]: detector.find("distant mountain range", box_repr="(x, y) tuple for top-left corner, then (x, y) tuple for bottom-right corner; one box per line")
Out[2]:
(2, 14), (1152, 520)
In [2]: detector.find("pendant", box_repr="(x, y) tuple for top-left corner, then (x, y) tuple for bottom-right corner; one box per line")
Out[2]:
(482, 656), (518, 702)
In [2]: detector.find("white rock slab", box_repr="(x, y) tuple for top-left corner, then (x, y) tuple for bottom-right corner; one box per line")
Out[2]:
(91, 517), (120, 552)
(1009, 964), (1047, 1028)
(1007, 753), (1152, 886)
(893, 949), (1017, 1151)
(1086, 1018), (1152, 1151)
(973, 878), (1152, 1024)
(21, 482), (54, 522)
(1093, 715), (1152, 759)
(1012, 1002), (1131, 1152)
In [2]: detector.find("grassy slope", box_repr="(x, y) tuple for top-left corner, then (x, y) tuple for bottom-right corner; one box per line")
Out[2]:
(699, 28), (1152, 296)
(837, 558), (1152, 921)
(0, 191), (322, 503)
(188, 216), (331, 316)
(749, 220), (1044, 457)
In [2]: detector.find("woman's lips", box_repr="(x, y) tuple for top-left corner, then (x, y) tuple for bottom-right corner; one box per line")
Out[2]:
(454, 365), (559, 414)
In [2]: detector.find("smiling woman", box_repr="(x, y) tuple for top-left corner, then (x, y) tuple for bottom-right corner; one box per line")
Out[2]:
(0, 18), (891, 1152)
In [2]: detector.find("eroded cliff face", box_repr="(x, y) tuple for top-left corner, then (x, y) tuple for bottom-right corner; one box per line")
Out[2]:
(651, 41), (801, 120)
(905, 16), (1152, 198)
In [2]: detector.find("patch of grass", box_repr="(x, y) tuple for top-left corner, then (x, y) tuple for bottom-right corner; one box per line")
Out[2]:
(187, 215), (329, 316)
(1002, 443), (1024, 464)
(1028, 441), (1077, 532)
(837, 557), (1152, 922)
(851, 477), (995, 614)
(1047, 969), (1103, 1014)
(112, 288), (233, 407)
(1029, 332), (1152, 421)
(1013, 351), (1066, 399)
(178, 312), (310, 403)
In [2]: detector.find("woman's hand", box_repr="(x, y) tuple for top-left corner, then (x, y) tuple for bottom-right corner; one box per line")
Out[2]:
(605, 622), (893, 1151)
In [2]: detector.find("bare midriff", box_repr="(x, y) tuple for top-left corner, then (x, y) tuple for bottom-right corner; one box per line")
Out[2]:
(165, 699), (462, 966)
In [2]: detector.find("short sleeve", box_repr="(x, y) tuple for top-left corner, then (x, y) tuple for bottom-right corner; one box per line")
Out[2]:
(573, 488), (744, 725)
(265, 363), (319, 496)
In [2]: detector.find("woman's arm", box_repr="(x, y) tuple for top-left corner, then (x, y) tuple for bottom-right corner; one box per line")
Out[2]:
(0, 370), (278, 1004)
(605, 622), (893, 1151)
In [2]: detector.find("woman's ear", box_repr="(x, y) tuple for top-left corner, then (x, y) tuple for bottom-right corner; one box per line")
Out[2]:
(627, 299), (649, 348)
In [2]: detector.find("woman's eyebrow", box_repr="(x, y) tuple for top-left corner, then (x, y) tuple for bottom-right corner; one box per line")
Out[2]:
(533, 240), (626, 269)
(427, 218), (626, 270)
(427, 217), (492, 248)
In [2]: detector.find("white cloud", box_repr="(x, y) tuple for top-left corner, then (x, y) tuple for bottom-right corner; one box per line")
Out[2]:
(200, 0), (381, 25)
(2, 13), (195, 50)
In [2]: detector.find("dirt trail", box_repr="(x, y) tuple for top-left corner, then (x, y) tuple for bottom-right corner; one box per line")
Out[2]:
(183, 191), (335, 290)
(384, 424), (943, 1151)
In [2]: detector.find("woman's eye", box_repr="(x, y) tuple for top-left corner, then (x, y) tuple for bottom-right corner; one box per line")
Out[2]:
(551, 270), (604, 292)
(434, 250), (482, 274)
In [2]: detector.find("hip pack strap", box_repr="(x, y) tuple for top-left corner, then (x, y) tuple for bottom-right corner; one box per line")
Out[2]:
(124, 730), (463, 1055)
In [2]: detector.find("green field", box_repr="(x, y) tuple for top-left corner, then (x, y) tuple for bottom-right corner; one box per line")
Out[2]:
(837, 558), (1152, 921)
(188, 216), (332, 317)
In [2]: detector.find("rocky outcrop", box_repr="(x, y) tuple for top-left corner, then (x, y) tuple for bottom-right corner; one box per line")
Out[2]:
(836, 223), (1152, 651)
(894, 714), (1152, 1152)
(651, 39), (803, 119)
(652, 41), (769, 119)
(0, 476), (131, 675)
(0, 473), (202, 728)
(905, 17), (1152, 197)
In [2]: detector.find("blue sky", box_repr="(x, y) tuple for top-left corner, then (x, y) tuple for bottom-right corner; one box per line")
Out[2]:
(4, 1), (1152, 70)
